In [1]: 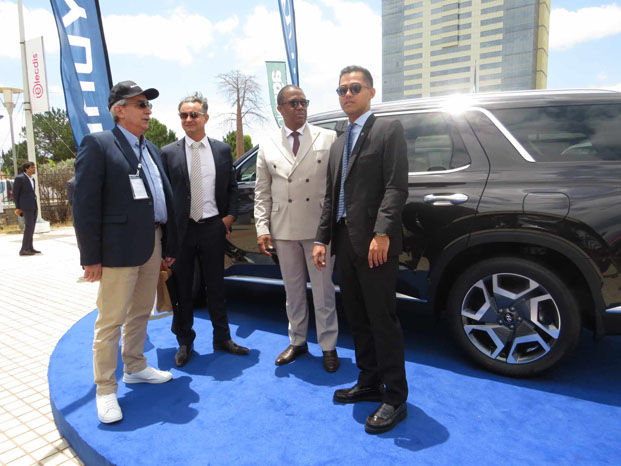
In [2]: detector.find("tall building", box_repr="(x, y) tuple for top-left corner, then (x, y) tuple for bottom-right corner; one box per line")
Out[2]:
(382, 0), (550, 101)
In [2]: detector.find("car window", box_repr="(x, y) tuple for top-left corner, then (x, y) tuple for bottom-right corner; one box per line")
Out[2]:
(389, 112), (471, 172)
(491, 104), (621, 162)
(236, 152), (257, 182)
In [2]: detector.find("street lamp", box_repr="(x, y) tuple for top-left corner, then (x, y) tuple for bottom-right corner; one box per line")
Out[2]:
(0, 87), (23, 176)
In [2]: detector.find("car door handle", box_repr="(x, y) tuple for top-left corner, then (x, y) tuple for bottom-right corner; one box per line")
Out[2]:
(423, 193), (469, 205)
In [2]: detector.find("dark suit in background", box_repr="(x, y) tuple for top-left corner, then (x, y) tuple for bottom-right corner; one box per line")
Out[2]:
(161, 136), (240, 351)
(13, 170), (38, 254)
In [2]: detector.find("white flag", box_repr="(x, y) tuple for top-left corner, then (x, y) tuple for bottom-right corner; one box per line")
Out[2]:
(25, 36), (50, 114)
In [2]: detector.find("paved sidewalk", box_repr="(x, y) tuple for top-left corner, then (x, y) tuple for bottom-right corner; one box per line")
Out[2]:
(0, 226), (98, 465)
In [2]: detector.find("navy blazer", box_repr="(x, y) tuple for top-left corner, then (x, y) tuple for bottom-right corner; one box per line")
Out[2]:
(13, 173), (37, 211)
(73, 126), (178, 267)
(161, 137), (238, 245)
(316, 115), (409, 258)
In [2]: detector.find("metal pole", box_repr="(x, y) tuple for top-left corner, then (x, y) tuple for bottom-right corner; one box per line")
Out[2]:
(0, 88), (21, 176)
(17, 0), (50, 232)
(8, 108), (17, 176)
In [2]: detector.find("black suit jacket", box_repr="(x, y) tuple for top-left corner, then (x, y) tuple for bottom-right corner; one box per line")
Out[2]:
(161, 137), (238, 245)
(73, 126), (178, 267)
(316, 115), (409, 258)
(13, 173), (37, 211)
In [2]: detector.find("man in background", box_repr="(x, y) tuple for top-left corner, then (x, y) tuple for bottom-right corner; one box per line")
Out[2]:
(13, 161), (40, 256)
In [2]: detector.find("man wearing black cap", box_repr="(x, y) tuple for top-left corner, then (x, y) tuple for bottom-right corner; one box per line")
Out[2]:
(73, 81), (178, 424)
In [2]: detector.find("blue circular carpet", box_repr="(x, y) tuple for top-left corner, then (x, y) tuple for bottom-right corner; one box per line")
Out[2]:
(49, 284), (621, 465)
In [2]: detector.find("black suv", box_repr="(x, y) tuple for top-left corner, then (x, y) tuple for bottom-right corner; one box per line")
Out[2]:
(221, 89), (621, 377)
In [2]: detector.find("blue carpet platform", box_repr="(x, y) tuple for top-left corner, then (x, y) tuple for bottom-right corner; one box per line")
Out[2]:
(49, 284), (621, 465)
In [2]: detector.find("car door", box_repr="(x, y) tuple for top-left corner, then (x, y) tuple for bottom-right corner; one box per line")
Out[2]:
(384, 110), (491, 300)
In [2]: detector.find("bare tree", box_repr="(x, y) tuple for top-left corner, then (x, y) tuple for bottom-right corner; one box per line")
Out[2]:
(217, 70), (266, 159)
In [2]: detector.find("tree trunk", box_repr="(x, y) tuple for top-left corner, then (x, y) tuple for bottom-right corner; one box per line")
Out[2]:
(235, 102), (244, 160)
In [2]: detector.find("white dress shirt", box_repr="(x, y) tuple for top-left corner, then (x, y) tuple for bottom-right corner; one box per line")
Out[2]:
(185, 135), (218, 219)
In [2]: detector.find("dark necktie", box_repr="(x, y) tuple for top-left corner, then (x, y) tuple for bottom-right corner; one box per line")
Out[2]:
(336, 123), (354, 222)
(292, 131), (300, 156)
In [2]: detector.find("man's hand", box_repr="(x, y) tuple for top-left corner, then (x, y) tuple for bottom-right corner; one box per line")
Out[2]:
(368, 234), (390, 268)
(222, 215), (235, 240)
(258, 234), (274, 256)
(14, 209), (22, 217)
(84, 264), (102, 282)
(313, 244), (327, 270)
(163, 257), (175, 267)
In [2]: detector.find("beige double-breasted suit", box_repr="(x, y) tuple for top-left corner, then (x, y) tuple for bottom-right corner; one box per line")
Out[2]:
(255, 123), (338, 350)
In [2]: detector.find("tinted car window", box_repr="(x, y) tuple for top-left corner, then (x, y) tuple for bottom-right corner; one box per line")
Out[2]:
(237, 153), (257, 182)
(492, 104), (621, 162)
(390, 112), (470, 172)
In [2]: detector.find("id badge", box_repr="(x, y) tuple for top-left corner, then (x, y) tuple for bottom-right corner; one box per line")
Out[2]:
(129, 174), (149, 200)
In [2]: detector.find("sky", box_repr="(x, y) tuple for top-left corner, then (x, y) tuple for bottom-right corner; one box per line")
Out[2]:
(1, 0), (621, 155)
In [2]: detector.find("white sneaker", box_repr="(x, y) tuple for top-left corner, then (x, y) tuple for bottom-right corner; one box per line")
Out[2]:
(96, 393), (122, 424)
(122, 366), (173, 384)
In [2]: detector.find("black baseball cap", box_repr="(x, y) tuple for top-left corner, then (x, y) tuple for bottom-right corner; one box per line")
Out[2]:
(108, 80), (159, 109)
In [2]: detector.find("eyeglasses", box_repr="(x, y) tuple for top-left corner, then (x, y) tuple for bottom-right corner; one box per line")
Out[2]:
(179, 111), (205, 120)
(336, 83), (370, 96)
(284, 99), (310, 108)
(125, 101), (152, 109)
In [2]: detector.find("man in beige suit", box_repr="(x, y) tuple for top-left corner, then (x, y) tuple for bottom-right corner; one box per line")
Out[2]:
(255, 85), (339, 372)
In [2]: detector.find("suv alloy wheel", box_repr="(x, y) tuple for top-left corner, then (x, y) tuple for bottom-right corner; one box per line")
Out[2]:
(447, 257), (582, 377)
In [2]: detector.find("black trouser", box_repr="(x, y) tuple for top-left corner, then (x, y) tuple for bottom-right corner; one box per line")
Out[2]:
(171, 216), (231, 346)
(335, 222), (408, 406)
(20, 208), (37, 252)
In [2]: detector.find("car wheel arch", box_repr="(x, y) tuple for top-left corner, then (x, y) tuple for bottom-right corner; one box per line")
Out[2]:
(428, 230), (605, 336)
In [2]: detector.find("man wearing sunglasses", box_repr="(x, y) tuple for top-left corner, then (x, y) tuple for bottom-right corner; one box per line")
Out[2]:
(313, 66), (409, 434)
(161, 92), (249, 368)
(73, 80), (178, 424)
(254, 85), (339, 372)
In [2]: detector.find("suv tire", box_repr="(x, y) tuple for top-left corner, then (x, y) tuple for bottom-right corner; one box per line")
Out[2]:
(447, 256), (581, 377)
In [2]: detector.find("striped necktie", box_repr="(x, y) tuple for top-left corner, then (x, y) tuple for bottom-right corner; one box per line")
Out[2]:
(336, 123), (354, 222)
(189, 141), (203, 221)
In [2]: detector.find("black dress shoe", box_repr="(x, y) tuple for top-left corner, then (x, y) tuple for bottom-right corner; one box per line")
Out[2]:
(322, 349), (339, 372)
(333, 383), (383, 403)
(213, 339), (249, 355)
(29, 248), (41, 254)
(365, 402), (407, 434)
(19, 250), (35, 256)
(175, 344), (192, 367)
(275, 343), (308, 366)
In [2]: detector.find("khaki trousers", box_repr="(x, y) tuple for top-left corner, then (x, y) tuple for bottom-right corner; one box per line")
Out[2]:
(272, 238), (338, 351)
(93, 227), (162, 395)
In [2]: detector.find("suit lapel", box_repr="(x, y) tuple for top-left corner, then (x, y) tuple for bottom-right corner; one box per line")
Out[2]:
(345, 114), (375, 180)
(278, 129), (296, 166)
(112, 126), (140, 173)
(178, 137), (190, 192)
(207, 138), (221, 189)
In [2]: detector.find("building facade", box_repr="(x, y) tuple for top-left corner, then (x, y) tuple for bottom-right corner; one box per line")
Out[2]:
(382, 0), (550, 100)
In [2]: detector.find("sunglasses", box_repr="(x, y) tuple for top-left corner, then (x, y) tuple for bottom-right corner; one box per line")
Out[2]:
(284, 99), (310, 108)
(126, 101), (152, 109)
(179, 111), (205, 120)
(336, 83), (370, 96)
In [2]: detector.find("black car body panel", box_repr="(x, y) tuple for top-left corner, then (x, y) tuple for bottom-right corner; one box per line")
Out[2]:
(219, 90), (621, 375)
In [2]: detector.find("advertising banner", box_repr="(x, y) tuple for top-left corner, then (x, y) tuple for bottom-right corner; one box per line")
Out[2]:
(278, 0), (299, 86)
(49, 0), (113, 146)
(266, 61), (288, 128)
(25, 37), (50, 114)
